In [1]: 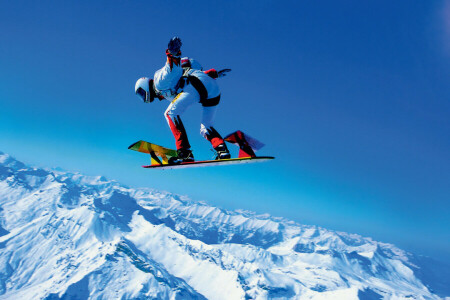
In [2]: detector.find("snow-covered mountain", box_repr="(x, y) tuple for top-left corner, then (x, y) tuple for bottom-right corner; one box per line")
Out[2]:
(0, 151), (448, 300)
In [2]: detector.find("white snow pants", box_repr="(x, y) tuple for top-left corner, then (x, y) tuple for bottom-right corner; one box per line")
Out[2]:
(164, 79), (224, 150)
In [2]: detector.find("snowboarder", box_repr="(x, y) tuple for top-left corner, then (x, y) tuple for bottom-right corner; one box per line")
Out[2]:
(134, 37), (232, 163)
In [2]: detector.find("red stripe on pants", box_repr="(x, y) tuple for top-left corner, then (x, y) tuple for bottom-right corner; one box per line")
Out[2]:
(165, 113), (190, 150)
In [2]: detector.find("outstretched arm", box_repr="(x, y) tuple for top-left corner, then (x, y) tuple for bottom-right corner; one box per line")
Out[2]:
(204, 68), (232, 79)
(204, 69), (218, 78)
(154, 37), (184, 93)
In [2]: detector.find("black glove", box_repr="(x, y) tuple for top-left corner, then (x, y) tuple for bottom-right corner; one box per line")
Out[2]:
(217, 69), (232, 78)
(168, 37), (182, 56)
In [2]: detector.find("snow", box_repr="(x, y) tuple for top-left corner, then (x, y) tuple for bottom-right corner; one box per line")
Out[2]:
(0, 152), (448, 299)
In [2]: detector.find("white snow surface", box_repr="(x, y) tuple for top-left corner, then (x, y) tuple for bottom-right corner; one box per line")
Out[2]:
(0, 151), (448, 300)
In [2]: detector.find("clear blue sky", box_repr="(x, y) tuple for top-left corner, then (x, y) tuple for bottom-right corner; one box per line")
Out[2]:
(1, 1), (449, 262)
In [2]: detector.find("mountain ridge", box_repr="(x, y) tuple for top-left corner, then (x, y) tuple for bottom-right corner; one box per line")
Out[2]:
(0, 151), (448, 299)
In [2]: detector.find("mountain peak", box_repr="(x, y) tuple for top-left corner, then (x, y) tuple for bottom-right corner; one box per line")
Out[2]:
(0, 152), (26, 170)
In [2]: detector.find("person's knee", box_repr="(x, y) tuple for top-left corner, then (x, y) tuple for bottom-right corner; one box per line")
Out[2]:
(165, 107), (174, 121)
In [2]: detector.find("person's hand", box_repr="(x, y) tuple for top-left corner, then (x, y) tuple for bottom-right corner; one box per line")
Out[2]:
(217, 69), (232, 78)
(168, 37), (182, 55)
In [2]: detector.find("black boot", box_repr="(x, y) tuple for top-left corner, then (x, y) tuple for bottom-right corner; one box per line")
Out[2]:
(214, 143), (231, 160)
(169, 149), (195, 164)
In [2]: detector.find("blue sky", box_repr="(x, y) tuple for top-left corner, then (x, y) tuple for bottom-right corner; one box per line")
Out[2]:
(1, 1), (449, 262)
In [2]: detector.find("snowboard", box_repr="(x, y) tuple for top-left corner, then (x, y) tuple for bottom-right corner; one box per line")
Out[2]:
(128, 131), (274, 169)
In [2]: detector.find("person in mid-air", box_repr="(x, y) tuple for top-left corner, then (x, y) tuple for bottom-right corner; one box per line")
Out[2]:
(134, 37), (232, 163)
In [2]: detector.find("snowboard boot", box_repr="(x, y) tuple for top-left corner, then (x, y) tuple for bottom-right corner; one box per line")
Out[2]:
(169, 148), (195, 164)
(214, 143), (231, 160)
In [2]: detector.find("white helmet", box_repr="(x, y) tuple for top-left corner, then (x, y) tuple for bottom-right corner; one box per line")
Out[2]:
(135, 77), (154, 103)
